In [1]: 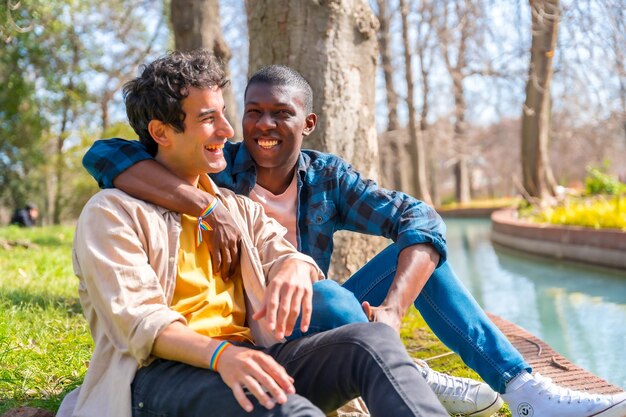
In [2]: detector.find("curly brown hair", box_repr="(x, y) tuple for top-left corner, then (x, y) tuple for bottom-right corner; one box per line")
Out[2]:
(123, 49), (229, 155)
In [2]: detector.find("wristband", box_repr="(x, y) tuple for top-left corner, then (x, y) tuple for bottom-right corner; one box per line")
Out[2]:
(209, 340), (231, 371)
(196, 198), (219, 246)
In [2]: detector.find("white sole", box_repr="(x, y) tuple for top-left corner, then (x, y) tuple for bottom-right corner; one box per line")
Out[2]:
(466, 394), (505, 417)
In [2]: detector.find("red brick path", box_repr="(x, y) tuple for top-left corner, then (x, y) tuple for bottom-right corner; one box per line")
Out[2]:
(489, 313), (624, 394)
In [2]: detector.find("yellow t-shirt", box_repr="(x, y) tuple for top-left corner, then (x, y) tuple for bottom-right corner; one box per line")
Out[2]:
(170, 192), (252, 343)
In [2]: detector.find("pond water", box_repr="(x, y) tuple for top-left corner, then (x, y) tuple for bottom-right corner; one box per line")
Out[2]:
(444, 218), (626, 389)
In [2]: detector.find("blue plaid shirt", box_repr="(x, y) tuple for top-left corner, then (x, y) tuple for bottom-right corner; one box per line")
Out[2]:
(84, 138), (447, 276)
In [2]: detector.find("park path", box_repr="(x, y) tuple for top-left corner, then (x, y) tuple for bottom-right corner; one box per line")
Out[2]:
(488, 313), (624, 394)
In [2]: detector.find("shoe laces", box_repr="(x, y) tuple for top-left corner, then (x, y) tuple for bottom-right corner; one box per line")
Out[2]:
(530, 373), (603, 404)
(418, 360), (472, 401)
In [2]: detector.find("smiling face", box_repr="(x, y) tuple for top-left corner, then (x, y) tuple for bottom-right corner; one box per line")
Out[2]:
(151, 86), (234, 185)
(242, 83), (316, 188)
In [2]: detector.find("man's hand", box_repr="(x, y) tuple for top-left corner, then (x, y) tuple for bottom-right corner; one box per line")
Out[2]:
(204, 200), (242, 280)
(217, 345), (295, 412)
(253, 259), (316, 339)
(361, 244), (440, 334)
(361, 301), (403, 333)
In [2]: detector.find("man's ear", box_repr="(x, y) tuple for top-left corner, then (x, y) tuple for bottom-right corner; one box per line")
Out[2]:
(148, 120), (172, 147)
(303, 113), (317, 137)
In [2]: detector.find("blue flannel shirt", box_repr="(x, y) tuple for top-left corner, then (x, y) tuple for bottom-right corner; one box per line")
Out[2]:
(84, 138), (448, 276)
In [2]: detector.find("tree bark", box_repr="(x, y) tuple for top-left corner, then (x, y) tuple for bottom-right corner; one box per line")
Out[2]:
(246, 0), (387, 280)
(170, 0), (242, 140)
(521, 0), (559, 199)
(400, 0), (432, 205)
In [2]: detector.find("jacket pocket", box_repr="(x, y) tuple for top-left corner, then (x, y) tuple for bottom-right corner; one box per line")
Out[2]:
(306, 200), (338, 225)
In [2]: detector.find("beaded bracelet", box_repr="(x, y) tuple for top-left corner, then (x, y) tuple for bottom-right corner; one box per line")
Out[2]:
(209, 340), (232, 371)
(196, 198), (219, 246)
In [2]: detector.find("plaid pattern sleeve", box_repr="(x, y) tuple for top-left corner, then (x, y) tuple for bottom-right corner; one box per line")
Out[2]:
(335, 160), (447, 264)
(297, 151), (447, 275)
(83, 138), (153, 189)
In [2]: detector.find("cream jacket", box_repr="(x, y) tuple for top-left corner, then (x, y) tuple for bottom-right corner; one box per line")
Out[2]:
(59, 176), (324, 417)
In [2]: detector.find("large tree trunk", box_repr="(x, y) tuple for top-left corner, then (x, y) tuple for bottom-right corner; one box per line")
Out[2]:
(521, 0), (559, 199)
(171, 0), (242, 140)
(400, 0), (432, 205)
(247, 0), (387, 281)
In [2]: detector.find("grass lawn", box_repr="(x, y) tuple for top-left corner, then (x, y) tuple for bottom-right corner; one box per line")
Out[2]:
(0, 225), (511, 416)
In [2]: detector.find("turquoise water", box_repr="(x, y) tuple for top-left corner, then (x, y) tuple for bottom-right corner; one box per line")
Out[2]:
(444, 218), (626, 389)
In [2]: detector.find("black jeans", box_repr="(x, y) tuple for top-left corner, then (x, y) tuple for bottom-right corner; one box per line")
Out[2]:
(131, 322), (448, 417)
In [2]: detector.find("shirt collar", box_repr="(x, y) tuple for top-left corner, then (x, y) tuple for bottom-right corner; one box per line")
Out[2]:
(231, 143), (257, 175)
(152, 174), (222, 217)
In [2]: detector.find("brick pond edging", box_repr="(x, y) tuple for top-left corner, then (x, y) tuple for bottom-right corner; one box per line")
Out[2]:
(490, 209), (626, 270)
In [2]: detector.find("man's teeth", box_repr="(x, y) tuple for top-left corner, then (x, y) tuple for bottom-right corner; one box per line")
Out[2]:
(258, 140), (278, 149)
(205, 144), (224, 151)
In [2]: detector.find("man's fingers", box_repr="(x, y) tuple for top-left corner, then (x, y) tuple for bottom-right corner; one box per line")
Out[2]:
(252, 305), (266, 321)
(219, 245), (232, 280)
(230, 383), (254, 413)
(227, 240), (240, 278)
(256, 353), (295, 396)
(284, 287), (305, 337)
(209, 233), (222, 276)
(361, 301), (374, 321)
(299, 288), (312, 333)
(274, 284), (296, 339)
(241, 375), (276, 410)
(264, 284), (281, 332)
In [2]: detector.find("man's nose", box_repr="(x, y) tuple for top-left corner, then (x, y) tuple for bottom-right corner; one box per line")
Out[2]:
(257, 112), (276, 129)
(219, 116), (235, 138)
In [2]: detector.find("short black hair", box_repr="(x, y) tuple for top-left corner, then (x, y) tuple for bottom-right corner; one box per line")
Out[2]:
(123, 49), (229, 155)
(245, 65), (313, 113)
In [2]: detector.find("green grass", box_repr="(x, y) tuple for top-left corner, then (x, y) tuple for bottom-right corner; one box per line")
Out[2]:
(0, 225), (511, 416)
(401, 308), (511, 416)
(0, 225), (92, 413)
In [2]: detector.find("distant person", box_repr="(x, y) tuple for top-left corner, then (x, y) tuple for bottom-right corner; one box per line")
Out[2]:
(10, 204), (38, 227)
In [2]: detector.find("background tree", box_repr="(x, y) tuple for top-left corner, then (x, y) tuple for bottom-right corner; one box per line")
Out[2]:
(434, 0), (484, 204)
(171, 0), (242, 139)
(246, 0), (387, 279)
(375, 0), (400, 132)
(400, 0), (432, 205)
(413, 0), (441, 206)
(0, 12), (47, 212)
(374, 0), (408, 193)
(520, 0), (559, 200)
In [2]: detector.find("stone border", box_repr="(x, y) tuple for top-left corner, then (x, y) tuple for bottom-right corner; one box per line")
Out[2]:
(490, 209), (626, 270)
(437, 206), (506, 218)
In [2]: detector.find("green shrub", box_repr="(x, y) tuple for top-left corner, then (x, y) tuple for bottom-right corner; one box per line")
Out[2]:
(585, 167), (625, 196)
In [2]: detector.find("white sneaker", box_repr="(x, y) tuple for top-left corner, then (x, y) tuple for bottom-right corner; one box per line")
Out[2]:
(415, 359), (504, 416)
(502, 373), (626, 417)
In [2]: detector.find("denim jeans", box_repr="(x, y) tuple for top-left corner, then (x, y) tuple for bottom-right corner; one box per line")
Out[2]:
(307, 244), (531, 394)
(131, 323), (449, 417)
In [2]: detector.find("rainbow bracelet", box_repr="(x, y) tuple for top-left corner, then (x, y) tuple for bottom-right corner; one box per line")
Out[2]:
(209, 340), (231, 371)
(196, 198), (219, 246)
